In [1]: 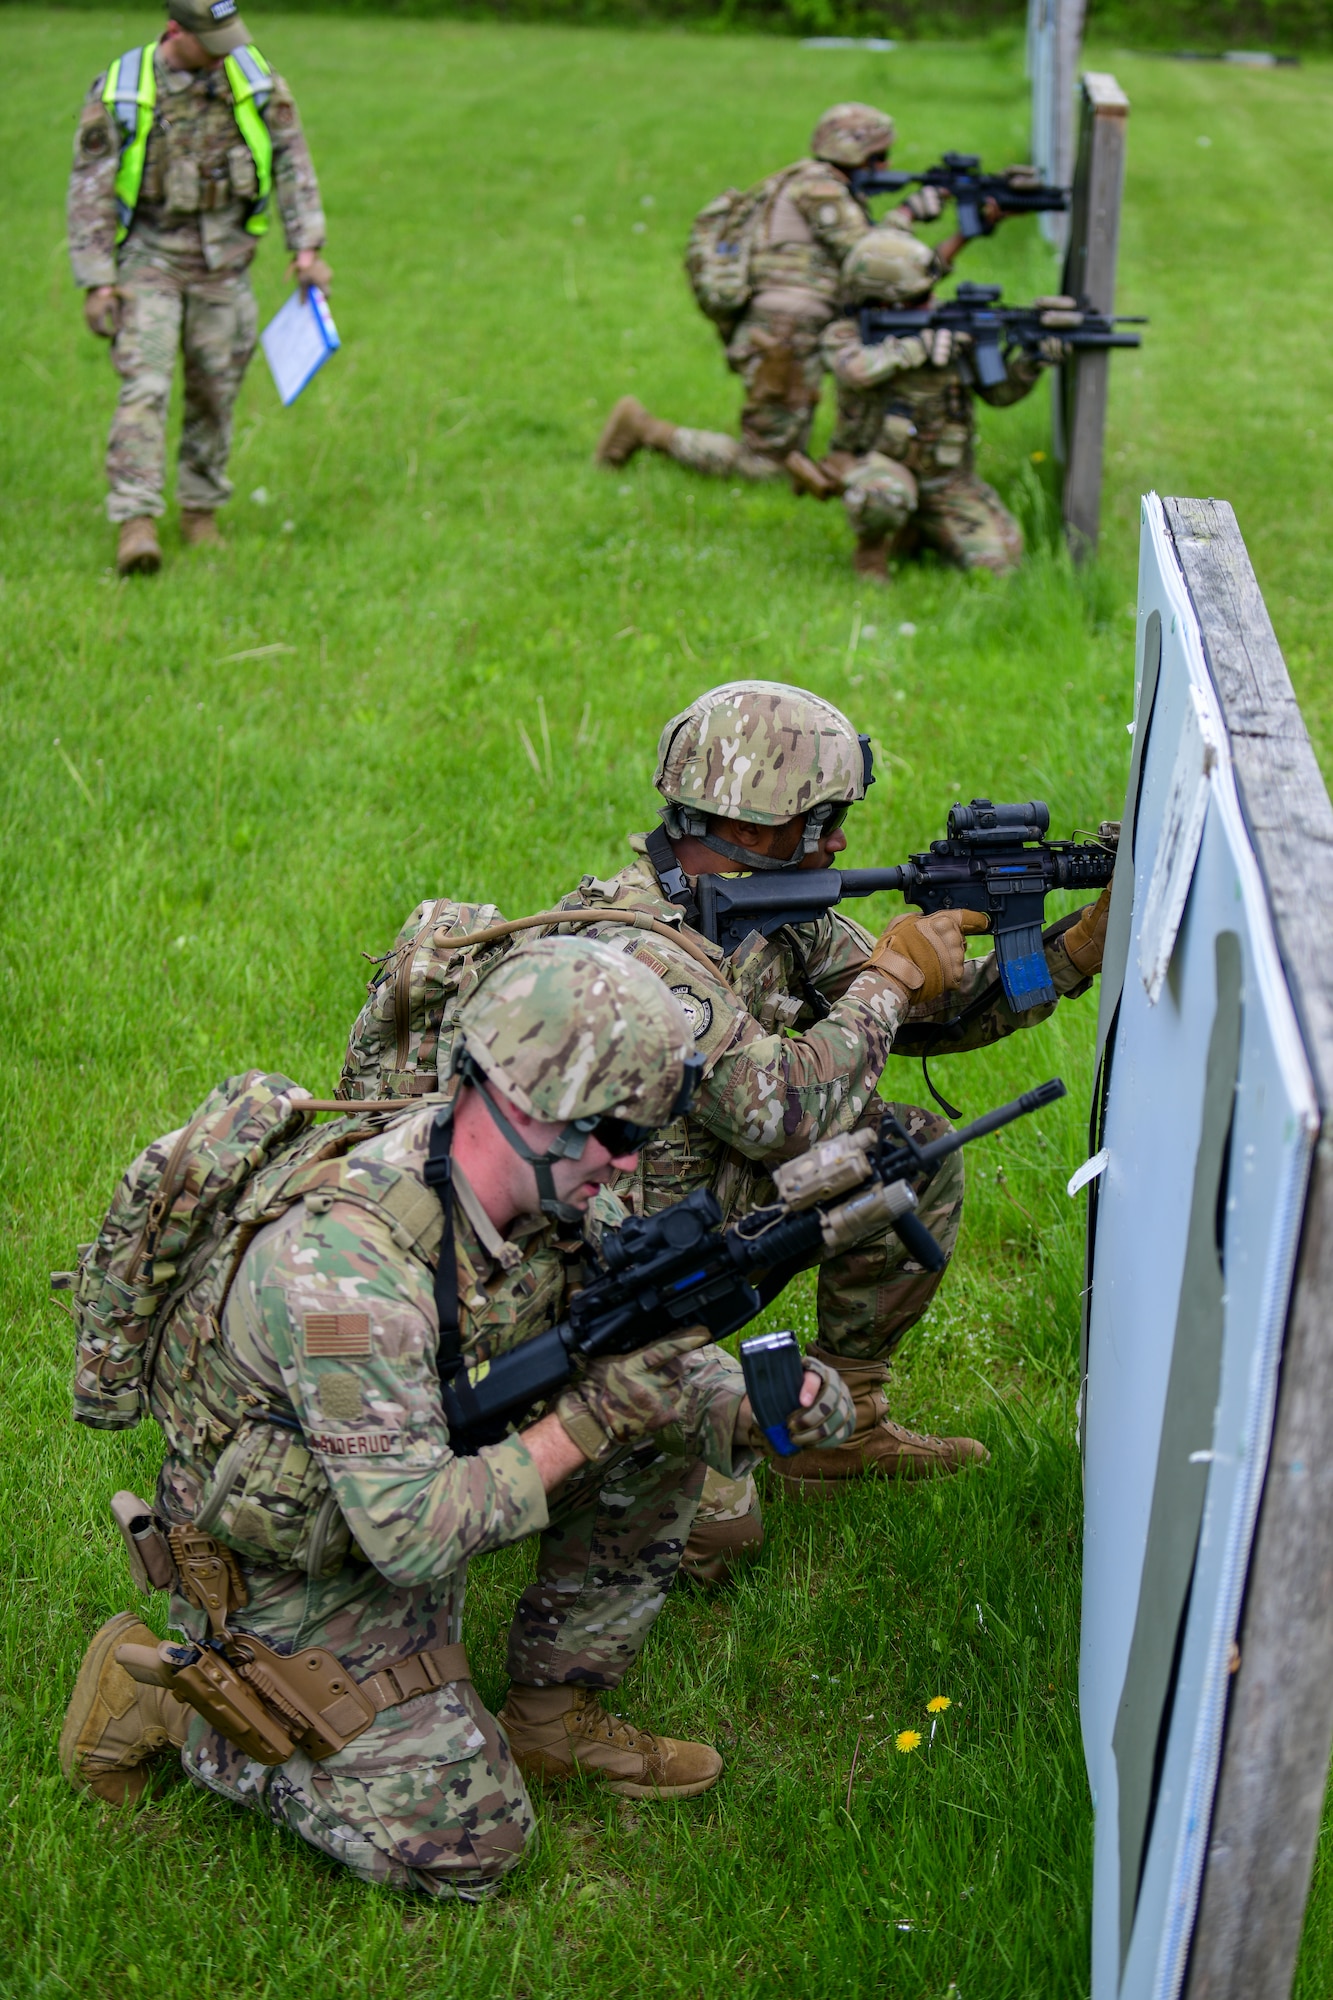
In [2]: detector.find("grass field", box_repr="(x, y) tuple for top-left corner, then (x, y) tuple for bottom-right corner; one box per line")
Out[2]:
(3, 12), (1333, 1996)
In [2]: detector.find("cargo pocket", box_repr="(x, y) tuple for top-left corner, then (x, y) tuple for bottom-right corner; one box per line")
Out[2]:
(227, 143), (258, 201)
(165, 155), (201, 213)
(298, 1684), (530, 1883)
(933, 423), (969, 471)
(194, 1419), (352, 1574)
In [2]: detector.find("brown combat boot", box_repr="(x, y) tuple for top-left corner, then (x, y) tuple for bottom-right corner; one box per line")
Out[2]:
(59, 1611), (190, 1803)
(181, 510), (224, 549)
(497, 1684), (722, 1799)
(785, 450), (842, 501)
(769, 1354), (988, 1498)
(594, 396), (679, 468)
(116, 517), (161, 577)
(852, 538), (890, 582)
(679, 1467), (764, 1586)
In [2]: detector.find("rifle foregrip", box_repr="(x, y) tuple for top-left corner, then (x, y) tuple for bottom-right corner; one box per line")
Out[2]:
(891, 1210), (947, 1273)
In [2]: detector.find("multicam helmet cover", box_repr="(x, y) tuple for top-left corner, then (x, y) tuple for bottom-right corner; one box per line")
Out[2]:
(810, 102), (896, 169)
(841, 224), (936, 306)
(455, 935), (695, 1131)
(654, 679), (871, 864)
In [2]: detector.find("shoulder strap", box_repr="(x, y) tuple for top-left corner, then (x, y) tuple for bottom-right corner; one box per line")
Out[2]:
(645, 824), (700, 928)
(421, 1107), (461, 1378)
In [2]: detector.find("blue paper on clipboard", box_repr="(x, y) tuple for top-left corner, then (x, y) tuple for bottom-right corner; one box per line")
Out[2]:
(261, 286), (340, 406)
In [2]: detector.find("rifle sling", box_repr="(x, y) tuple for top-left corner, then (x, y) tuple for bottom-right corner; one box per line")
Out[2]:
(421, 1107), (493, 1441)
(422, 1107), (462, 1380)
(645, 824), (701, 927)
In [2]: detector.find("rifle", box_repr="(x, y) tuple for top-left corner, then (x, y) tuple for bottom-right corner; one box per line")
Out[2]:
(857, 280), (1145, 391)
(850, 152), (1069, 239)
(441, 1077), (1066, 1454)
(692, 798), (1118, 1014)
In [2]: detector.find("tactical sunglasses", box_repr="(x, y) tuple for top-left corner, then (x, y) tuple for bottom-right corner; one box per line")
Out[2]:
(567, 1054), (705, 1157)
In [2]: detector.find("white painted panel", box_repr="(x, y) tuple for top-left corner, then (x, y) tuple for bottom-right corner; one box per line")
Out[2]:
(1081, 495), (1317, 2000)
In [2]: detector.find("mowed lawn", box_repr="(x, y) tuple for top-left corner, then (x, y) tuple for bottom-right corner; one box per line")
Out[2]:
(3, 12), (1333, 1996)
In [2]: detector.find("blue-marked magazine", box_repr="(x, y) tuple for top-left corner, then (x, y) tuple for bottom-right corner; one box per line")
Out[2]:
(261, 285), (340, 407)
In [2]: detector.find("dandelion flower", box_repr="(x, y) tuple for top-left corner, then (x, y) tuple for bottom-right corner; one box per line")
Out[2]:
(1031, 450), (1047, 463)
(896, 1730), (922, 1753)
(927, 1696), (952, 1714)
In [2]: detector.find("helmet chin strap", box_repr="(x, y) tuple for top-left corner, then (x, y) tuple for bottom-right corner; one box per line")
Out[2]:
(456, 1053), (588, 1228)
(659, 805), (818, 872)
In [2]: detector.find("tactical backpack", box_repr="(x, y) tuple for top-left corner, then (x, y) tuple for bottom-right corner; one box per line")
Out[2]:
(65, 1072), (398, 1432)
(337, 896), (511, 1102)
(683, 169), (794, 331)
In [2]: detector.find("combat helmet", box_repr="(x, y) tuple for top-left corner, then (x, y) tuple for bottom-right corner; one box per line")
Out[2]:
(841, 225), (936, 307)
(654, 680), (874, 870)
(453, 936), (701, 1219)
(811, 102), (896, 169)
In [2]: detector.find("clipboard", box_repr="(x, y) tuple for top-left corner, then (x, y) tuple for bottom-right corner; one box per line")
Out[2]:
(261, 285), (340, 406)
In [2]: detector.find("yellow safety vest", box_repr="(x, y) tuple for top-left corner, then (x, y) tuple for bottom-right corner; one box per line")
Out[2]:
(101, 40), (274, 244)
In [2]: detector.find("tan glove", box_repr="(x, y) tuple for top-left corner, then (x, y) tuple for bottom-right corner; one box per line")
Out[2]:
(921, 327), (962, 368)
(555, 1328), (713, 1458)
(900, 185), (945, 223)
(289, 252), (333, 297)
(784, 1356), (856, 1451)
(866, 907), (991, 1005)
(1037, 335), (1071, 365)
(1063, 887), (1112, 976)
(84, 286), (118, 339)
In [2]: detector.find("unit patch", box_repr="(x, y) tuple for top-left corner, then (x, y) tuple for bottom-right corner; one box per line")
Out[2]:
(670, 984), (714, 1041)
(304, 1311), (372, 1356)
(318, 1371), (365, 1422)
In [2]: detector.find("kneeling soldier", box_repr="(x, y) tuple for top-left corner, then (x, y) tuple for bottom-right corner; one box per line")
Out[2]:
(60, 937), (852, 1897)
(789, 227), (1066, 579)
(339, 684), (1109, 1584)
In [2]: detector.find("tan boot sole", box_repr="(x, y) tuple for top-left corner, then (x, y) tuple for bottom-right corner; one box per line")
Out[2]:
(510, 1744), (723, 1800)
(117, 545), (161, 577)
(602, 1764), (722, 1800)
(59, 1610), (149, 1793)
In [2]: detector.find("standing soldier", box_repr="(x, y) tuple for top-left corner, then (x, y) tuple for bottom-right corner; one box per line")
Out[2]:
(59, 937), (854, 1894)
(787, 227), (1068, 580)
(593, 103), (948, 487)
(67, 1), (329, 576)
(338, 686), (1111, 1583)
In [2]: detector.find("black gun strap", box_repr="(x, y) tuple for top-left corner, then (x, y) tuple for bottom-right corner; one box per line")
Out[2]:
(421, 1106), (462, 1379)
(644, 824), (701, 928)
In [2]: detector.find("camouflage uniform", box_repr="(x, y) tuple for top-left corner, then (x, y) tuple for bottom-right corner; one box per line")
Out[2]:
(152, 1105), (751, 1897)
(670, 160), (875, 482)
(820, 315), (1044, 574)
(553, 838), (1094, 1356)
(67, 43), (325, 523)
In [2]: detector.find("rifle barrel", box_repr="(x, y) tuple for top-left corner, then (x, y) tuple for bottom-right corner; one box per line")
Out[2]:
(917, 1078), (1067, 1162)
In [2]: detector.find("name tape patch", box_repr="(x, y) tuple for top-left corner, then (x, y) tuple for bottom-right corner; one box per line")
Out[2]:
(210, 0), (238, 19)
(304, 1311), (371, 1357)
(307, 1430), (402, 1457)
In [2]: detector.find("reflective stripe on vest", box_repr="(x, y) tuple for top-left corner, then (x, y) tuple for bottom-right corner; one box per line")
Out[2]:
(222, 44), (273, 237)
(102, 43), (156, 243)
(101, 40), (274, 245)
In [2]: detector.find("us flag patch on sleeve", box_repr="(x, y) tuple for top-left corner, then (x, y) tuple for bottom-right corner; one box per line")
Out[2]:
(303, 1311), (372, 1356)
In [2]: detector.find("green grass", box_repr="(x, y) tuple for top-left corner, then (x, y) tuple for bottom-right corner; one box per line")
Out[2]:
(3, 13), (1333, 1996)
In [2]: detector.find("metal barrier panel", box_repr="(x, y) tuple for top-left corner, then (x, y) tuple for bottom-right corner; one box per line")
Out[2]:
(1080, 493), (1319, 2000)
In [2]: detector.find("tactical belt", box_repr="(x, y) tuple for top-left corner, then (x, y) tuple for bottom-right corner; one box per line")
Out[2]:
(112, 1507), (471, 1767)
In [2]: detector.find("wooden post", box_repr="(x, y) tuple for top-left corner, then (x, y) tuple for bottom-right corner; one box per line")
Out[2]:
(1162, 499), (1333, 2000)
(1057, 73), (1129, 558)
